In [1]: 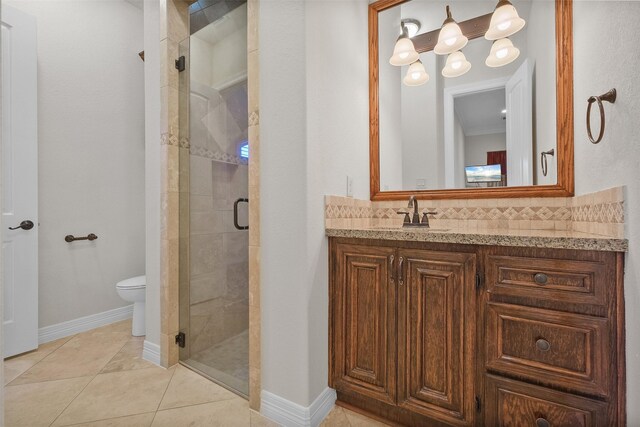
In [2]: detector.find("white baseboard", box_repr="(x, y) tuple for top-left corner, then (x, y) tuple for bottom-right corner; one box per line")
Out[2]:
(261, 387), (336, 427)
(38, 305), (134, 344)
(142, 340), (161, 366)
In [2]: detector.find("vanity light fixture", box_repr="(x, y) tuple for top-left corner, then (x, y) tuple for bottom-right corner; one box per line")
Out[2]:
(390, 22), (420, 66)
(442, 51), (471, 78)
(402, 18), (421, 38)
(403, 60), (429, 86)
(485, 38), (520, 67)
(485, 0), (526, 40)
(434, 6), (468, 55)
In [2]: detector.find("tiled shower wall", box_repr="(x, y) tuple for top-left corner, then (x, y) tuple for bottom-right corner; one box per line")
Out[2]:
(188, 81), (249, 358)
(325, 186), (625, 238)
(159, 0), (189, 368)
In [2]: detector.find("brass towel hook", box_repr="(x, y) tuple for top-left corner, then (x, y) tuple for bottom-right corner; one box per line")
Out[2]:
(587, 88), (616, 144)
(540, 149), (555, 177)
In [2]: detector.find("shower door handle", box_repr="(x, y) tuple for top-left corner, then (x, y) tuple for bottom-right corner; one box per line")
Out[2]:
(234, 198), (249, 230)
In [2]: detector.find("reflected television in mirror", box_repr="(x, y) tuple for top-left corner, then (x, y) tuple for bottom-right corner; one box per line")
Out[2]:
(465, 164), (503, 185)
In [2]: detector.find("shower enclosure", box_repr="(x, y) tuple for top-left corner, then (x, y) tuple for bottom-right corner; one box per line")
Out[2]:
(179, 1), (249, 397)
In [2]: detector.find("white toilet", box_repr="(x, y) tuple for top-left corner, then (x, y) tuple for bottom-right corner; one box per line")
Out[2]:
(116, 275), (146, 337)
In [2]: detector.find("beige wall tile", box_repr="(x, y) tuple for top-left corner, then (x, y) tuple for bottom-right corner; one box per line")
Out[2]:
(249, 246), (260, 307)
(179, 148), (190, 193)
(161, 193), (180, 240)
(161, 145), (180, 193)
(161, 39), (179, 89)
(248, 51), (259, 115)
(518, 220), (531, 230)
(165, 0), (189, 43)
(248, 0), (259, 53)
(160, 333), (179, 367)
(161, 86), (179, 135)
(249, 299), (261, 411)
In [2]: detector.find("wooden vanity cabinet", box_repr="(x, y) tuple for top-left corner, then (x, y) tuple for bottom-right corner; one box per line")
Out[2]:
(397, 249), (477, 426)
(329, 238), (626, 426)
(480, 246), (625, 426)
(330, 239), (478, 426)
(329, 242), (398, 407)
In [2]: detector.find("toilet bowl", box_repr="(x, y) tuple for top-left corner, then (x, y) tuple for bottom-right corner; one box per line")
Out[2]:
(116, 275), (146, 337)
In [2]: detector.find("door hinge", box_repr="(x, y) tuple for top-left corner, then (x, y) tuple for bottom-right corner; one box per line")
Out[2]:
(475, 395), (482, 412)
(175, 55), (186, 72)
(475, 273), (482, 290)
(175, 332), (186, 348)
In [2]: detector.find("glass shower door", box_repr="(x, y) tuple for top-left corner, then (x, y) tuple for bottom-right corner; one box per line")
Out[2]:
(179, 1), (249, 397)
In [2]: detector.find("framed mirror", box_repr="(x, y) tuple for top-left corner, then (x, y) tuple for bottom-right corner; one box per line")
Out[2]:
(369, 0), (573, 200)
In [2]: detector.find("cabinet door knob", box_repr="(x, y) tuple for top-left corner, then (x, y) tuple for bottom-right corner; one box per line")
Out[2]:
(534, 273), (548, 285)
(398, 257), (404, 286)
(535, 417), (550, 427)
(536, 338), (551, 352)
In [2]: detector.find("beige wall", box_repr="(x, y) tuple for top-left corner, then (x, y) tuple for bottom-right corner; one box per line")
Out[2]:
(573, 2), (640, 422)
(259, 0), (371, 407)
(6, 0), (145, 328)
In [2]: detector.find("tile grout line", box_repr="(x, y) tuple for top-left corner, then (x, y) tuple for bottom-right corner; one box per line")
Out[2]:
(150, 363), (180, 425)
(11, 333), (131, 387)
(54, 412), (157, 427)
(45, 328), (137, 426)
(6, 335), (77, 387)
(97, 336), (136, 374)
(47, 373), (98, 427)
(48, 365), (171, 427)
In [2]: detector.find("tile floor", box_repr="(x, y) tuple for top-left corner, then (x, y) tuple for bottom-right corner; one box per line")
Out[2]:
(4, 320), (388, 427)
(186, 329), (249, 396)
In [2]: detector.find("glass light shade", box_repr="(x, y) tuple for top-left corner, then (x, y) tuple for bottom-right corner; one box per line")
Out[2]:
(442, 51), (471, 78)
(434, 21), (468, 55)
(485, 0), (526, 40)
(390, 35), (419, 66)
(485, 38), (520, 67)
(403, 60), (429, 86)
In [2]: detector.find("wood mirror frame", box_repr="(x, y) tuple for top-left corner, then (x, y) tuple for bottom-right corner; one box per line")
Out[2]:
(369, 0), (573, 200)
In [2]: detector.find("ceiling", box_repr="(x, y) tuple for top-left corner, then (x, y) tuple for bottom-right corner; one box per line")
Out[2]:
(192, 2), (247, 45)
(454, 88), (506, 136)
(124, 0), (143, 10)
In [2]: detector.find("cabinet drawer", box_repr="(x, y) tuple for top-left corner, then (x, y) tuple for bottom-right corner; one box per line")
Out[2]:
(486, 303), (610, 397)
(485, 375), (609, 427)
(486, 255), (608, 309)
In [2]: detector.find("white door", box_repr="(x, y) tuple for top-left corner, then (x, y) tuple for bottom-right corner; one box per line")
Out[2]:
(506, 58), (533, 187)
(2, 5), (38, 358)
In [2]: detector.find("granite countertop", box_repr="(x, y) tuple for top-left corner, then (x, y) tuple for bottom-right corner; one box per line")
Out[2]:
(326, 227), (628, 252)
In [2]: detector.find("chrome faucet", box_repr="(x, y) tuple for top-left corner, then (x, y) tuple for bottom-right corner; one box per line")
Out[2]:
(397, 196), (437, 228)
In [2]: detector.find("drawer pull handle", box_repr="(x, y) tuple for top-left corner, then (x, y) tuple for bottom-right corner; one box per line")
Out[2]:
(535, 417), (550, 427)
(536, 338), (551, 352)
(534, 273), (548, 285)
(389, 255), (395, 282)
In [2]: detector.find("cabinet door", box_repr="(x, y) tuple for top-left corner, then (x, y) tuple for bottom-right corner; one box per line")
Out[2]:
(330, 242), (397, 405)
(397, 249), (476, 426)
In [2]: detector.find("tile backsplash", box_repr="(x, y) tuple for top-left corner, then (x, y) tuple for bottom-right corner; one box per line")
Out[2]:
(325, 186), (625, 239)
